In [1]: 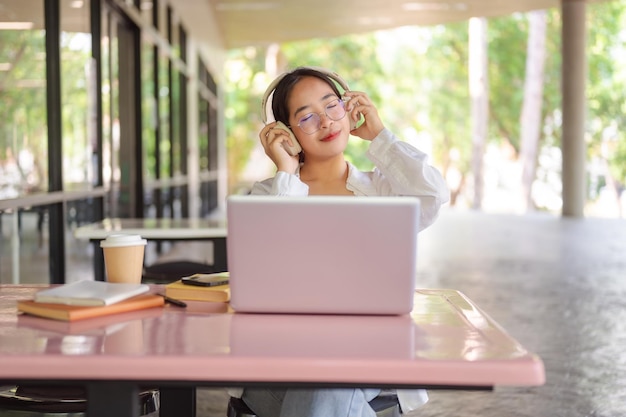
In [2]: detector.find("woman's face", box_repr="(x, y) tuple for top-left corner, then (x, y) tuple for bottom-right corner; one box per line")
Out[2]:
(287, 76), (350, 160)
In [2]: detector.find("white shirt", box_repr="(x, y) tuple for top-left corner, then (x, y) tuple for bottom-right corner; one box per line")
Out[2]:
(250, 127), (450, 231)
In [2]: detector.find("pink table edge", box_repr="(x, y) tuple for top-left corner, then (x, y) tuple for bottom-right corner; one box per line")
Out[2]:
(0, 285), (545, 388)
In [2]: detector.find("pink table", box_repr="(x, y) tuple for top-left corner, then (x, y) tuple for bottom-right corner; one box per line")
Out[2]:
(0, 285), (544, 417)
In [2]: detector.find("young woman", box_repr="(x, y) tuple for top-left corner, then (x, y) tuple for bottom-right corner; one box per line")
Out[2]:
(242, 67), (449, 417)
(250, 67), (449, 231)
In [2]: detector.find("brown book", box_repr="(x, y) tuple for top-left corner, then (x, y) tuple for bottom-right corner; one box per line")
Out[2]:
(17, 294), (165, 322)
(17, 306), (165, 334)
(164, 280), (230, 302)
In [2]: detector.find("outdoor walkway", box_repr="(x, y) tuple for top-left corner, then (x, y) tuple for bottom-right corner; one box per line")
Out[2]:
(405, 208), (626, 416)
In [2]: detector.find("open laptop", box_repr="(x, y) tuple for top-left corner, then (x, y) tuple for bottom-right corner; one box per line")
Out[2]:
(226, 195), (421, 315)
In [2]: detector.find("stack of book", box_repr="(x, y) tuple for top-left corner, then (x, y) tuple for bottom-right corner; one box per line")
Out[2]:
(17, 280), (165, 322)
(164, 279), (230, 303)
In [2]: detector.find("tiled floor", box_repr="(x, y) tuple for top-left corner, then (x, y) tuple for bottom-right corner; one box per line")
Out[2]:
(2, 208), (626, 416)
(411, 209), (626, 417)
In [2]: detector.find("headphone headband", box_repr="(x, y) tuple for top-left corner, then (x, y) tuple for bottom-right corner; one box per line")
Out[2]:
(261, 66), (350, 124)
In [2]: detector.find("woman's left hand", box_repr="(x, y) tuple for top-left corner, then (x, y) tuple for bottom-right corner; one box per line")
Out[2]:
(343, 91), (385, 141)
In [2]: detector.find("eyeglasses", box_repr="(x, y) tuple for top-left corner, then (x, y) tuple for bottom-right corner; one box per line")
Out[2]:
(294, 98), (347, 134)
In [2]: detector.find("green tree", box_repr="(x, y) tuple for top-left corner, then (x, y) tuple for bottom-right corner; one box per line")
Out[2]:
(225, 2), (626, 217)
(418, 22), (471, 205)
(224, 47), (269, 192)
(587, 0), (626, 208)
(0, 30), (47, 191)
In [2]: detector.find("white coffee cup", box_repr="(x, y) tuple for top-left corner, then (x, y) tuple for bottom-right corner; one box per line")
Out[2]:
(100, 234), (147, 284)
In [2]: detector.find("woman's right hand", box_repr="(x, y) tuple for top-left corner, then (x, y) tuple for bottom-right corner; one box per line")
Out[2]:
(260, 123), (300, 174)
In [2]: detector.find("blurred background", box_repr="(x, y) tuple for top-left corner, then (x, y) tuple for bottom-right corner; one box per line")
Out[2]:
(1, 0), (625, 284)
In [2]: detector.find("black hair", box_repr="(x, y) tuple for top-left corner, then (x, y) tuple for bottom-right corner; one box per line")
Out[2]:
(271, 67), (343, 126)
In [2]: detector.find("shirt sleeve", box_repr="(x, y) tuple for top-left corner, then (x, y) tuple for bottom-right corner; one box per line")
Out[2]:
(357, 128), (450, 230)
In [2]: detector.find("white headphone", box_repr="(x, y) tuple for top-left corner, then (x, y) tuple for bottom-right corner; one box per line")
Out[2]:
(261, 66), (351, 124)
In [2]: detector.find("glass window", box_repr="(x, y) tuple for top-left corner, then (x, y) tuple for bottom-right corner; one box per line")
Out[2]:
(61, 1), (93, 191)
(62, 0), (97, 284)
(1, 0), (221, 284)
(142, 37), (157, 183)
(0, 0), (47, 198)
(159, 51), (171, 180)
(0, 0), (47, 284)
(158, 51), (172, 217)
(171, 60), (181, 176)
(102, 9), (123, 217)
(198, 93), (209, 172)
(196, 57), (218, 216)
(141, 36), (157, 217)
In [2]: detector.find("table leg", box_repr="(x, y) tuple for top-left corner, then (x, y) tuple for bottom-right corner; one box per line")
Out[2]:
(87, 381), (139, 417)
(160, 386), (196, 417)
(92, 240), (105, 281)
(213, 238), (228, 272)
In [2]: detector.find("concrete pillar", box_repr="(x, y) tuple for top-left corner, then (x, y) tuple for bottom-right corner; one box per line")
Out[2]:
(561, 0), (587, 217)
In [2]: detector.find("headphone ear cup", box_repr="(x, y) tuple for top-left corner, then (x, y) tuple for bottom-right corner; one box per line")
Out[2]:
(343, 96), (361, 131)
(274, 121), (302, 156)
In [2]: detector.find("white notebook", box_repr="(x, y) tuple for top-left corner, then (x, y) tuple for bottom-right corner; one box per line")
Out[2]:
(226, 195), (421, 315)
(34, 280), (150, 306)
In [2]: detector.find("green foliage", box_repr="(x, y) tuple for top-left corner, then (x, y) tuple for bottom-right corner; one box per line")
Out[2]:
(487, 15), (527, 149)
(539, 10), (563, 150)
(586, 0), (626, 186)
(223, 3), (626, 210)
(60, 33), (93, 183)
(0, 30), (48, 194)
(0, 30), (47, 161)
(1, 31), (95, 188)
(224, 47), (269, 190)
(421, 22), (471, 173)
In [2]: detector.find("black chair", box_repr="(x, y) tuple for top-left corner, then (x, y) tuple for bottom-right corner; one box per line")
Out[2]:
(227, 392), (401, 417)
(0, 385), (159, 416)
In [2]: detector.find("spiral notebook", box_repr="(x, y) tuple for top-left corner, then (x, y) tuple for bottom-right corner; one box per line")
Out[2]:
(226, 195), (421, 315)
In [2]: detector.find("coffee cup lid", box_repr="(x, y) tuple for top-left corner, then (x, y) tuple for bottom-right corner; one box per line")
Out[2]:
(100, 234), (147, 248)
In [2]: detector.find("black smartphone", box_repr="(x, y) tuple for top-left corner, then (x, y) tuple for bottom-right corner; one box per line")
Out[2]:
(181, 273), (229, 287)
